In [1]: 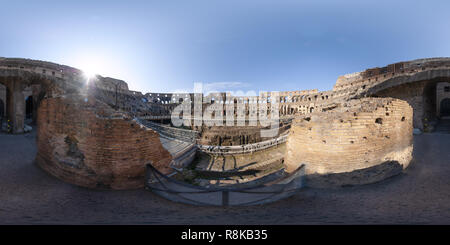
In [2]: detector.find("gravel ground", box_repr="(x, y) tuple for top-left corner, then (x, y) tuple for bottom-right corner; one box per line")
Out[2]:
(0, 130), (449, 224)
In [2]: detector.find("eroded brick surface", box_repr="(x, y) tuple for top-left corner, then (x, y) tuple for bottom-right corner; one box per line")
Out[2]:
(285, 98), (413, 187)
(35, 94), (173, 189)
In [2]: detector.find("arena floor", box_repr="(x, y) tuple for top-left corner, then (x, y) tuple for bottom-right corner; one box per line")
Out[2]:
(0, 129), (449, 224)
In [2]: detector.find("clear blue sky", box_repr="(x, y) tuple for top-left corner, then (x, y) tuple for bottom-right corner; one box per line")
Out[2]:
(1, 0), (450, 93)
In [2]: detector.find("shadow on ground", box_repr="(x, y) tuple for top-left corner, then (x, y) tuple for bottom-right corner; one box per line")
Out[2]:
(0, 130), (449, 224)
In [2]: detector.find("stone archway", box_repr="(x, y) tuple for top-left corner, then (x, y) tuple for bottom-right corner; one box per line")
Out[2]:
(0, 75), (55, 133)
(0, 99), (4, 120)
(372, 79), (444, 130)
(441, 98), (450, 117)
(25, 96), (33, 119)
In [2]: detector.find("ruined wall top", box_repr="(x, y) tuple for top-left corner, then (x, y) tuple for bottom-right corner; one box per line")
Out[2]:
(4, 56), (450, 108)
(0, 57), (81, 75)
(93, 76), (129, 91)
(0, 57), (131, 94)
(333, 57), (450, 91)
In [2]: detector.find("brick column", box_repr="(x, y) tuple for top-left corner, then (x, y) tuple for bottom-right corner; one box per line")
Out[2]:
(6, 80), (25, 134)
(31, 85), (42, 124)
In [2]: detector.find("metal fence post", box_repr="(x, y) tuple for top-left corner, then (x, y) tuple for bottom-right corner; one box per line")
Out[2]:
(145, 163), (152, 188)
(222, 191), (229, 207)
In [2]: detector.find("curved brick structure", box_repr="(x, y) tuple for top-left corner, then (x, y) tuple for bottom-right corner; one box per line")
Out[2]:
(332, 58), (450, 130)
(35, 94), (173, 189)
(0, 58), (178, 190)
(284, 98), (413, 187)
(2, 56), (449, 190)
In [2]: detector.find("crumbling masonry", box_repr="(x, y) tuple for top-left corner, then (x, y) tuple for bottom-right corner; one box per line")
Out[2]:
(1, 57), (449, 189)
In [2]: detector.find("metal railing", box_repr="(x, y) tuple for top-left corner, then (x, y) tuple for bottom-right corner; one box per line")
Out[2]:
(136, 119), (199, 143)
(136, 118), (289, 154)
(145, 163), (305, 206)
(198, 134), (288, 155)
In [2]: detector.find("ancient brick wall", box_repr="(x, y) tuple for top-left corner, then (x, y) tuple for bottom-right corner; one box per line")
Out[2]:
(35, 94), (173, 189)
(140, 120), (199, 143)
(333, 58), (450, 92)
(198, 123), (290, 146)
(375, 81), (428, 129)
(437, 82), (450, 116)
(284, 98), (413, 187)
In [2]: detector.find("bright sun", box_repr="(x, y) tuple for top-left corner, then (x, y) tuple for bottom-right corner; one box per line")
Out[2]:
(82, 68), (97, 80)
(80, 61), (101, 81)
(74, 55), (111, 81)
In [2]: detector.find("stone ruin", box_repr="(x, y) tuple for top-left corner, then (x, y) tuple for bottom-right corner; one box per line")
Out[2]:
(1, 57), (450, 190)
(36, 94), (173, 189)
(284, 97), (413, 188)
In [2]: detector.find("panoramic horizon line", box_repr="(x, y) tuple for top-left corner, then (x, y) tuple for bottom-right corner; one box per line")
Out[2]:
(2, 56), (450, 94)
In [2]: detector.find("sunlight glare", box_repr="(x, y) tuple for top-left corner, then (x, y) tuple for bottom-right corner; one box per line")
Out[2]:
(74, 55), (112, 81)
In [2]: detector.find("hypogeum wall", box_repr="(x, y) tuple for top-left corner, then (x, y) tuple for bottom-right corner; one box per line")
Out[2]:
(284, 97), (413, 187)
(35, 94), (173, 189)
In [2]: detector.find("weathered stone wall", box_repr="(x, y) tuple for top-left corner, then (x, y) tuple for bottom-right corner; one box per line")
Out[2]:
(0, 84), (5, 118)
(198, 123), (290, 146)
(3, 56), (447, 190)
(140, 120), (199, 143)
(437, 82), (450, 116)
(333, 58), (450, 92)
(284, 98), (413, 188)
(35, 94), (173, 189)
(375, 81), (428, 129)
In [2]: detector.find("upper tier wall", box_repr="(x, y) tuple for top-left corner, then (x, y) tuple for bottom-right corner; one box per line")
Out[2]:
(0, 58), (130, 93)
(333, 57), (450, 92)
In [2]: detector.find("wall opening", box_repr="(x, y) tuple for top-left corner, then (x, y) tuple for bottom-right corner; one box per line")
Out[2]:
(423, 81), (437, 122)
(441, 98), (450, 117)
(0, 83), (5, 129)
(25, 96), (33, 119)
(0, 99), (4, 122)
(374, 79), (442, 129)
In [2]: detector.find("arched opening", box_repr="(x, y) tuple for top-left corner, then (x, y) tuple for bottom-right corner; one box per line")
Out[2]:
(441, 98), (450, 117)
(25, 96), (33, 120)
(0, 83), (6, 130)
(0, 99), (4, 121)
(422, 82), (438, 122)
(373, 79), (442, 130)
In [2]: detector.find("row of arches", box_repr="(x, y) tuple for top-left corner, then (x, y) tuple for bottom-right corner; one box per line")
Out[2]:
(0, 79), (44, 133)
(280, 104), (315, 116)
(0, 95), (36, 132)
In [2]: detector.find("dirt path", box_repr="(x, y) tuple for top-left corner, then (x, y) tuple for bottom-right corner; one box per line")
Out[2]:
(1, 130), (449, 224)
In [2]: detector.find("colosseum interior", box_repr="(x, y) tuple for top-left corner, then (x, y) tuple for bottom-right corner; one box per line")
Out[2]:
(1, 57), (450, 201)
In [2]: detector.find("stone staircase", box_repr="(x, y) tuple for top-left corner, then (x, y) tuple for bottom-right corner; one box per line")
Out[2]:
(133, 118), (198, 170)
(158, 136), (197, 170)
